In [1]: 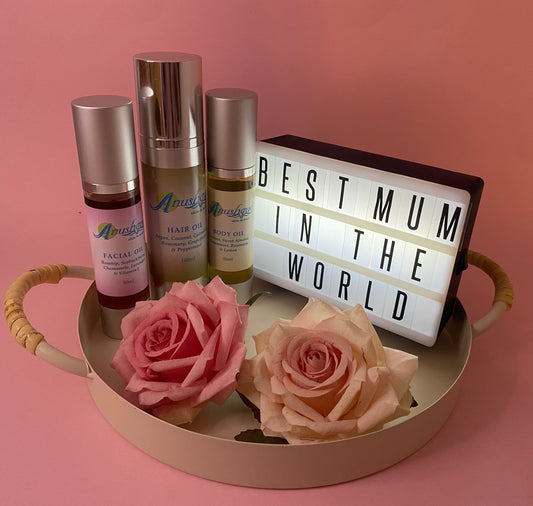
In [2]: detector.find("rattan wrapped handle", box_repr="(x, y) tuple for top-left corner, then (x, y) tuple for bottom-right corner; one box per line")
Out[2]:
(4, 264), (94, 376)
(466, 250), (514, 337)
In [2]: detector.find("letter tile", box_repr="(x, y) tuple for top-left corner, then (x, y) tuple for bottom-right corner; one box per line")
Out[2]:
(431, 252), (456, 294)
(355, 276), (387, 317)
(399, 242), (438, 290)
(325, 173), (357, 216)
(253, 238), (284, 278)
(341, 225), (373, 267)
(396, 189), (437, 239)
(255, 153), (276, 193)
(369, 233), (406, 278)
(304, 257), (333, 293)
(383, 286), (416, 329)
(275, 159), (299, 198)
(316, 216), (345, 258)
(289, 210), (319, 248)
(297, 164), (328, 207)
(429, 198), (466, 247)
(410, 296), (443, 344)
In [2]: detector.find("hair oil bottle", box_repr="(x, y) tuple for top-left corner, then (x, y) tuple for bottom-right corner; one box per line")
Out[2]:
(205, 88), (258, 303)
(71, 95), (150, 338)
(134, 52), (208, 299)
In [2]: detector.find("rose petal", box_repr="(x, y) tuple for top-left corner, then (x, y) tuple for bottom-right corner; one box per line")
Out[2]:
(186, 303), (211, 347)
(236, 358), (261, 408)
(290, 299), (342, 329)
(352, 365), (388, 417)
(253, 320), (293, 355)
(295, 340), (340, 380)
(138, 382), (205, 407)
(260, 395), (292, 433)
(383, 347), (419, 399)
(280, 392), (327, 423)
(125, 374), (206, 407)
(280, 407), (357, 442)
(286, 337), (340, 384)
(354, 381), (400, 434)
(148, 356), (197, 383)
(142, 292), (188, 324)
(120, 300), (155, 338)
(170, 281), (220, 326)
(275, 332), (353, 392)
(181, 326), (219, 387)
(280, 359), (349, 396)
(326, 361), (364, 421)
(195, 341), (247, 406)
(253, 356), (281, 402)
(202, 275), (239, 306)
(143, 311), (184, 359)
(125, 319), (159, 372)
(214, 302), (241, 371)
(343, 304), (387, 366)
(315, 315), (372, 356)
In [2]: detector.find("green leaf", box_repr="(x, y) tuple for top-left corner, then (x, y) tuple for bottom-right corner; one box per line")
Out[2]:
(234, 429), (288, 445)
(236, 391), (261, 423)
(245, 291), (271, 307)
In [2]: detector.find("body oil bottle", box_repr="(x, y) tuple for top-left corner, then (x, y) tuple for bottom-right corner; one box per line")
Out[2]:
(205, 88), (258, 303)
(71, 95), (150, 338)
(134, 52), (208, 299)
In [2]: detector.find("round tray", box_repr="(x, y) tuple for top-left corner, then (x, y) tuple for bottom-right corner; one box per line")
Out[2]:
(78, 278), (470, 488)
(4, 254), (513, 489)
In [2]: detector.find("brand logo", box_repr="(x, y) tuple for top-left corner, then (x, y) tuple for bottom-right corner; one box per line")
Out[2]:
(151, 191), (206, 213)
(93, 219), (144, 240)
(208, 202), (252, 220)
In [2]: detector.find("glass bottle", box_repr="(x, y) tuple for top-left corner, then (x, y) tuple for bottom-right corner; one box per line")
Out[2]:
(72, 95), (149, 338)
(205, 88), (258, 302)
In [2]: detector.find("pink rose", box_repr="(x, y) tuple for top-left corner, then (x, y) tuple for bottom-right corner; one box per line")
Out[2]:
(238, 299), (418, 444)
(111, 276), (249, 426)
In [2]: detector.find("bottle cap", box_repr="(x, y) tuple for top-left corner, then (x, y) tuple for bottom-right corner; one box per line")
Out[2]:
(206, 88), (257, 176)
(134, 51), (204, 169)
(71, 95), (139, 194)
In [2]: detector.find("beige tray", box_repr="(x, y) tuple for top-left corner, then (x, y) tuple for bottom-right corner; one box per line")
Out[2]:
(4, 252), (513, 488)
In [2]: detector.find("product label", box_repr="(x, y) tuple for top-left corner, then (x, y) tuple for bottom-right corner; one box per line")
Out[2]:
(208, 188), (254, 272)
(86, 202), (148, 297)
(142, 164), (208, 284)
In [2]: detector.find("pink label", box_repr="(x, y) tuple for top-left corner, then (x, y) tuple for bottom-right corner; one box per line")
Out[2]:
(85, 202), (149, 297)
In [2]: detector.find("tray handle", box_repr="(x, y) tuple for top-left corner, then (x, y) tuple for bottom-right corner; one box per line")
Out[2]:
(467, 250), (514, 338)
(4, 264), (94, 377)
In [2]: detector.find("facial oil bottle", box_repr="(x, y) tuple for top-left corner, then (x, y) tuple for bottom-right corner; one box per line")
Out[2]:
(205, 88), (258, 303)
(134, 52), (208, 299)
(71, 95), (150, 339)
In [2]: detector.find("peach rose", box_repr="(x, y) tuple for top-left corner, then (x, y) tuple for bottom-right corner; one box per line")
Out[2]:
(238, 299), (418, 444)
(111, 277), (249, 426)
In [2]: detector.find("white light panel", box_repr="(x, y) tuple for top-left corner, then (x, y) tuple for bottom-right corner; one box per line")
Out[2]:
(253, 136), (483, 346)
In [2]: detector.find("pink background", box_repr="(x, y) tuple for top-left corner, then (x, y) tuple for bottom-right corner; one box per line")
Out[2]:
(1, 0), (532, 504)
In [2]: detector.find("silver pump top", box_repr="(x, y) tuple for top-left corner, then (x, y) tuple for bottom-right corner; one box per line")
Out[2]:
(71, 95), (139, 194)
(206, 88), (258, 175)
(134, 51), (204, 169)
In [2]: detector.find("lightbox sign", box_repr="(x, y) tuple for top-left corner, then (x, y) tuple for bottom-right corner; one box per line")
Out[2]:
(253, 135), (483, 346)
